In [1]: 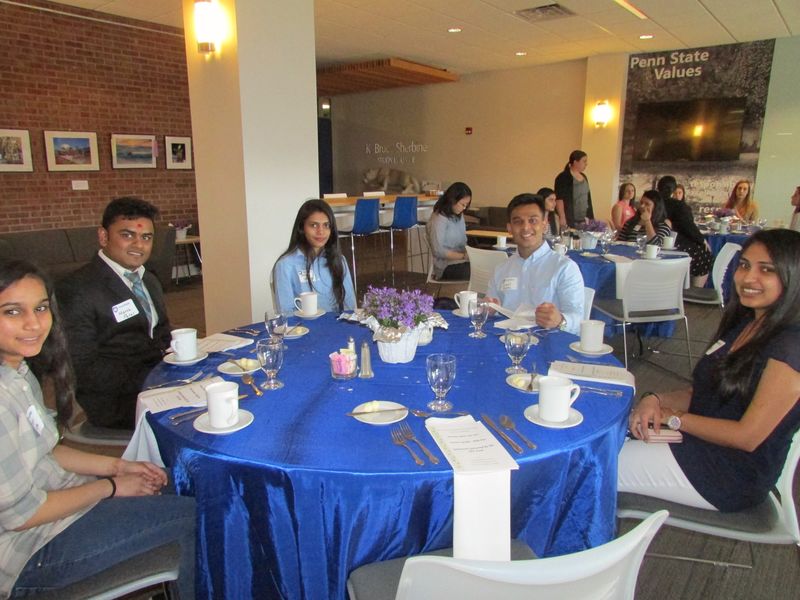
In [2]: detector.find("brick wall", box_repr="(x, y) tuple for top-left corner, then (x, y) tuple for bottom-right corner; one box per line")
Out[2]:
(0, 0), (196, 233)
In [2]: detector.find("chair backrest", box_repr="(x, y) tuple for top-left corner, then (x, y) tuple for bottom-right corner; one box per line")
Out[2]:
(621, 257), (690, 321)
(391, 196), (419, 229)
(711, 242), (742, 305)
(583, 287), (595, 320)
(351, 198), (380, 235)
(395, 511), (667, 600)
(466, 246), (508, 294)
(775, 429), (800, 544)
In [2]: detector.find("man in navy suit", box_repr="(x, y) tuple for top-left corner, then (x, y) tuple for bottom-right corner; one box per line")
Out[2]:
(58, 197), (172, 429)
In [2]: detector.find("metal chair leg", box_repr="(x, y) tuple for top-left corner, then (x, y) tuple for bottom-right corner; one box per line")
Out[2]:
(350, 234), (358, 300)
(683, 316), (692, 372)
(622, 322), (629, 369)
(389, 227), (396, 286)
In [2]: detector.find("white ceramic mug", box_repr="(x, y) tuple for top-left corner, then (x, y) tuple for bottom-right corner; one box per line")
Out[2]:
(661, 236), (675, 250)
(294, 291), (318, 315)
(579, 319), (605, 352)
(454, 290), (478, 314)
(645, 244), (661, 259)
(206, 381), (239, 429)
(170, 328), (197, 361)
(496, 235), (507, 248)
(580, 234), (597, 250)
(538, 376), (580, 422)
(553, 243), (567, 256)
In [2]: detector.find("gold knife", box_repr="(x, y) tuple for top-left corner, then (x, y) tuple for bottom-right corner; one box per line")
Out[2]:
(346, 406), (407, 417)
(481, 413), (523, 454)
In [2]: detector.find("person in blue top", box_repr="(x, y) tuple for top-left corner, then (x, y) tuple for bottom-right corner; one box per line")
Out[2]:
(620, 229), (800, 512)
(273, 199), (356, 314)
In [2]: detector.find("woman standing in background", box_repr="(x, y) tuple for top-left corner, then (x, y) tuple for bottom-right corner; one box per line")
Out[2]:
(554, 150), (593, 229)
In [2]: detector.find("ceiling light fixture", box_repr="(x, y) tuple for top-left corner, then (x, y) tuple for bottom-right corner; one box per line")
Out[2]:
(639, 34), (654, 40)
(612, 0), (648, 20)
(592, 100), (612, 128)
(447, 27), (462, 33)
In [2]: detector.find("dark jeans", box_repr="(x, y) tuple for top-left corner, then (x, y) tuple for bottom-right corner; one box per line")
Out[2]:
(12, 494), (196, 599)
(440, 261), (471, 281)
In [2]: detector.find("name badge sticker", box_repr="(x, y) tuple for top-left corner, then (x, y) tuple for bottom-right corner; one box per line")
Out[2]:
(26, 405), (45, 435)
(297, 270), (309, 284)
(706, 339), (726, 355)
(112, 299), (140, 323)
(501, 277), (518, 292)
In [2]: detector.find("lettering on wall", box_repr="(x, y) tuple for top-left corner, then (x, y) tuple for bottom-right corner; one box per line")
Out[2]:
(629, 50), (710, 80)
(364, 140), (428, 165)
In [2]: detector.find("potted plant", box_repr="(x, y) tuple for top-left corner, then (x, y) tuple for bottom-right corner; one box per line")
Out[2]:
(170, 219), (192, 240)
(361, 286), (436, 363)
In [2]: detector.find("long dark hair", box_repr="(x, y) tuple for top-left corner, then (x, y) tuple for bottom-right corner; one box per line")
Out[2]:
(537, 187), (557, 233)
(711, 229), (800, 399)
(618, 182), (636, 201)
(433, 182), (472, 218)
(279, 200), (346, 311)
(627, 190), (666, 228)
(0, 260), (74, 427)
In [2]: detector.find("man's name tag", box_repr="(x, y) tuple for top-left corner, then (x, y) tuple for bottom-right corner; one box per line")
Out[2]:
(706, 339), (725, 355)
(501, 277), (518, 292)
(26, 405), (45, 435)
(112, 299), (140, 323)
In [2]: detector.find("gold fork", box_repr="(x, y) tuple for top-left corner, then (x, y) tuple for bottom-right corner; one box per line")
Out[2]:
(391, 428), (424, 466)
(399, 421), (439, 464)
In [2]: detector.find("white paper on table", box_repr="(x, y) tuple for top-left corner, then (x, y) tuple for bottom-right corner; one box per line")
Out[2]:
(426, 416), (518, 561)
(488, 302), (538, 331)
(548, 360), (635, 388)
(197, 333), (253, 353)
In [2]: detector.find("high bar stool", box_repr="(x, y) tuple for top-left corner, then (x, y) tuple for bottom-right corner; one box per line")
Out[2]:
(382, 196), (425, 286)
(339, 198), (383, 300)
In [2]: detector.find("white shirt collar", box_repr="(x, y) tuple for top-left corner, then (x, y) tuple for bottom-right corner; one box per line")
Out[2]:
(97, 249), (146, 279)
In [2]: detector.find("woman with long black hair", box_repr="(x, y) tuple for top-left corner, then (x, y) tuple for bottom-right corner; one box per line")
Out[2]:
(554, 150), (593, 229)
(615, 190), (671, 245)
(273, 199), (356, 314)
(619, 229), (800, 512)
(426, 182), (472, 280)
(0, 259), (195, 598)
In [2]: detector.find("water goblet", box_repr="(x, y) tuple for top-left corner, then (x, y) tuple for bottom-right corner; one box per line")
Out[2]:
(265, 311), (288, 349)
(467, 298), (488, 339)
(635, 233), (647, 254)
(504, 331), (531, 374)
(256, 337), (284, 390)
(598, 232), (611, 255)
(426, 353), (457, 412)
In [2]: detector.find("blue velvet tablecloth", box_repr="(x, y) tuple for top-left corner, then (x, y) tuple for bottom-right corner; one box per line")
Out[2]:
(146, 313), (632, 599)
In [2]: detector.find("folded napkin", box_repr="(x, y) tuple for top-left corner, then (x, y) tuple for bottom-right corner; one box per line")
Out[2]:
(363, 191), (386, 197)
(322, 193), (348, 199)
(198, 333), (252, 353)
(426, 416), (518, 560)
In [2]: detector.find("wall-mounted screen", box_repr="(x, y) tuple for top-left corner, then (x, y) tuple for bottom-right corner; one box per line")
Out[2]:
(633, 98), (746, 161)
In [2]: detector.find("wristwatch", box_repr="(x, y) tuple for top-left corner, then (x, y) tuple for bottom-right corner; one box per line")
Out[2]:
(667, 411), (684, 431)
(558, 315), (568, 331)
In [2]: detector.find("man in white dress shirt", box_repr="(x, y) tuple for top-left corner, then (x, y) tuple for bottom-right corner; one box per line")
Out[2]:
(485, 193), (584, 334)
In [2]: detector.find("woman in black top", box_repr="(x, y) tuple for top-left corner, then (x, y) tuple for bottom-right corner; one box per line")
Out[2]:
(554, 150), (593, 229)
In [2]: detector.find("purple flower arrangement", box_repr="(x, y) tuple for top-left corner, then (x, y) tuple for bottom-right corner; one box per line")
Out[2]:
(575, 219), (608, 233)
(362, 286), (434, 329)
(713, 208), (735, 219)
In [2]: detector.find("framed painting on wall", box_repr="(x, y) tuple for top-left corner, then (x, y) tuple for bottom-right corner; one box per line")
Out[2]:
(44, 131), (99, 171)
(111, 134), (157, 168)
(0, 129), (33, 172)
(165, 136), (193, 170)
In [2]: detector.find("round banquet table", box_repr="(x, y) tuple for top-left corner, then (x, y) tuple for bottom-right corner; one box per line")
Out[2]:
(144, 313), (633, 599)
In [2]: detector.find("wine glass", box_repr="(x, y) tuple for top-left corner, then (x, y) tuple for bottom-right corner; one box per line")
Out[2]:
(467, 298), (488, 339)
(256, 337), (284, 390)
(426, 353), (457, 412)
(598, 231), (611, 255)
(635, 232), (647, 254)
(504, 331), (531, 374)
(265, 311), (288, 349)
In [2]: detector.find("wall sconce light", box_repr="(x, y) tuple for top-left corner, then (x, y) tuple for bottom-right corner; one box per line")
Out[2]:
(592, 100), (612, 128)
(194, 0), (218, 54)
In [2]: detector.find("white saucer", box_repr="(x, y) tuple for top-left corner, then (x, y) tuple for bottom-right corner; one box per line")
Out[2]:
(293, 309), (325, 320)
(351, 400), (408, 425)
(217, 359), (260, 375)
(499, 333), (539, 345)
(163, 351), (209, 366)
(506, 374), (539, 394)
(451, 309), (469, 318)
(524, 405), (583, 429)
(569, 341), (613, 356)
(193, 409), (254, 434)
(284, 325), (309, 339)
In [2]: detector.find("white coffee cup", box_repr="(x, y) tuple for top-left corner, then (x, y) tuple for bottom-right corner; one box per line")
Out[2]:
(538, 376), (581, 423)
(454, 290), (478, 314)
(170, 328), (197, 361)
(294, 291), (318, 316)
(645, 244), (661, 259)
(553, 243), (567, 256)
(205, 381), (239, 429)
(496, 235), (507, 248)
(661, 236), (675, 250)
(579, 319), (605, 352)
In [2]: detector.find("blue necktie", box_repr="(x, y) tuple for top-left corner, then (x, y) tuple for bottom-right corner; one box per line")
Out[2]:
(124, 271), (153, 327)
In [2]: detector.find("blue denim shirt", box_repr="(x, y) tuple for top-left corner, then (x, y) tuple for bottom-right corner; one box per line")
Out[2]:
(273, 249), (356, 314)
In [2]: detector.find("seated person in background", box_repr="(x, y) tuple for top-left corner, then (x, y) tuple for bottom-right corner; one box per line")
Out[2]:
(790, 185), (800, 232)
(619, 230), (800, 512)
(536, 187), (559, 236)
(611, 183), (637, 231)
(485, 194), (584, 335)
(674, 183), (687, 202)
(58, 197), (170, 430)
(725, 179), (759, 222)
(1, 260), (195, 598)
(426, 182), (472, 281)
(616, 190), (671, 245)
(274, 199), (356, 314)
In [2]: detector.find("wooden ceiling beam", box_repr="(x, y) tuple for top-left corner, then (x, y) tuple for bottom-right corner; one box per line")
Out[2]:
(316, 57), (458, 96)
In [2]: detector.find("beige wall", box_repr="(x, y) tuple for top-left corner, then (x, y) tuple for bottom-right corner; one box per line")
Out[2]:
(332, 60), (588, 208)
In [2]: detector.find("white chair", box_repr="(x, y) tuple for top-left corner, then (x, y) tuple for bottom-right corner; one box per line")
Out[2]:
(583, 286), (595, 320)
(425, 251), (468, 297)
(62, 419), (132, 447)
(593, 257), (691, 370)
(618, 430), (800, 569)
(683, 242), (742, 309)
(465, 246), (509, 295)
(347, 510), (668, 600)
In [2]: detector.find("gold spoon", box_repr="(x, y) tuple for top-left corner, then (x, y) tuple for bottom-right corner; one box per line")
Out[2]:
(241, 373), (263, 396)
